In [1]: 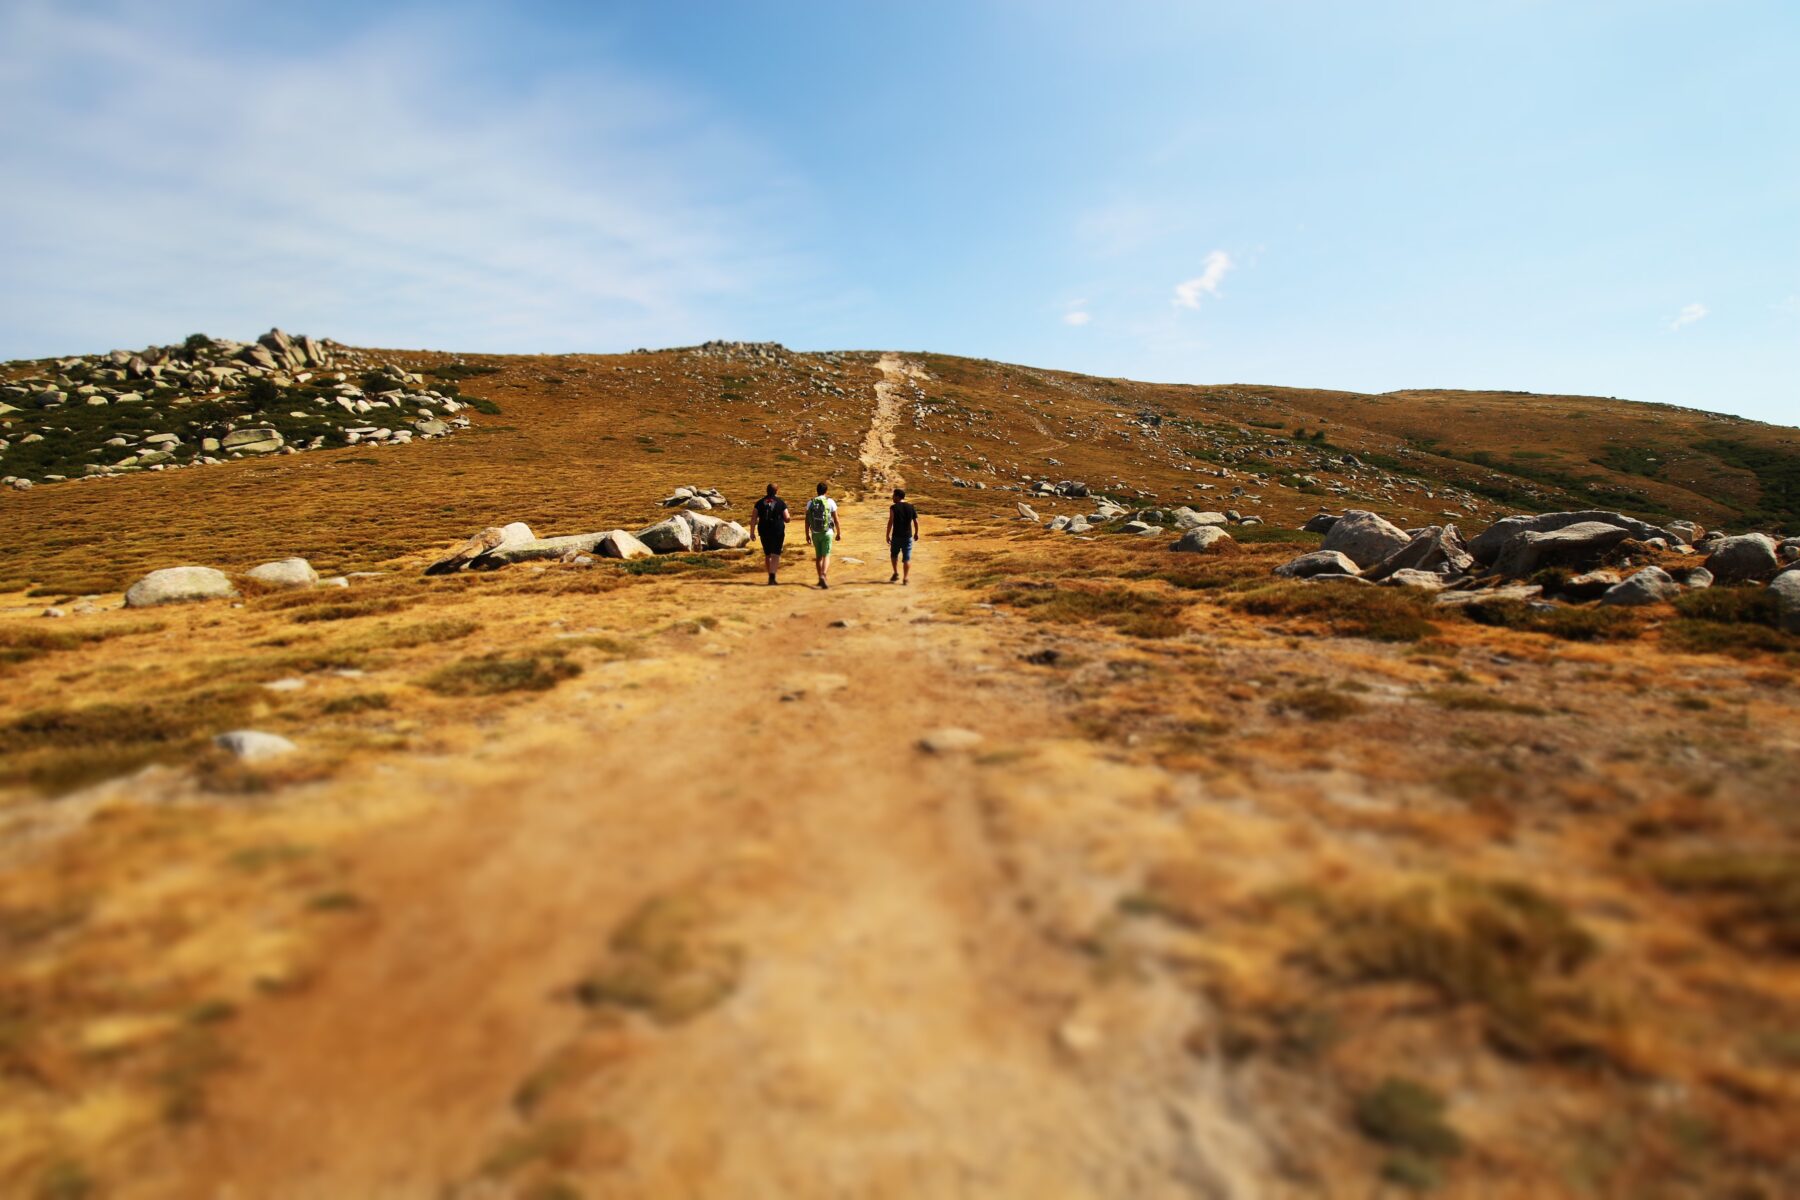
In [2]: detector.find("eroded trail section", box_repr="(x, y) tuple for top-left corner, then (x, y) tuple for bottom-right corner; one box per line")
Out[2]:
(858, 352), (913, 495)
(159, 506), (1270, 1199)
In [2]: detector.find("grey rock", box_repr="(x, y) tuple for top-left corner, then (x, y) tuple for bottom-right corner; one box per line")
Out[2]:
(1493, 522), (1632, 578)
(1016, 502), (1039, 521)
(125, 565), (238, 608)
(1678, 567), (1713, 589)
(1320, 509), (1411, 568)
(1704, 533), (1780, 583)
(1435, 584), (1544, 607)
(1561, 570), (1621, 600)
(1363, 524), (1474, 582)
(1771, 570), (1800, 634)
(1303, 513), (1340, 535)
(213, 730), (297, 762)
(1600, 566), (1680, 606)
(918, 727), (984, 754)
(1273, 550), (1361, 579)
(221, 427), (283, 454)
(1120, 520), (1155, 535)
(1667, 519), (1704, 543)
(1170, 526), (1233, 553)
(1777, 537), (1800, 563)
(598, 530), (655, 560)
(1469, 510), (1680, 564)
(473, 533), (610, 566)
(638, 516), (697, 554)
(246, 557), (319, 589)
(1381, 569), (1450, 590)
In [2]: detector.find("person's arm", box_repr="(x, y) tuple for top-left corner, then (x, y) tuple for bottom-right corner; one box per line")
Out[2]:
(912, 511), (920, 540)
(885, 509), (894, 542)
(833, 508), (842, 538)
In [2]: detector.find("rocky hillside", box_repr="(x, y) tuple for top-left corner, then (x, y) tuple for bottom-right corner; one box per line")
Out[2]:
(0, 329), (484, 490)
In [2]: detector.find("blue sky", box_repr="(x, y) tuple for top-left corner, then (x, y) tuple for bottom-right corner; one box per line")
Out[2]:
(2, 1), (1795, 425)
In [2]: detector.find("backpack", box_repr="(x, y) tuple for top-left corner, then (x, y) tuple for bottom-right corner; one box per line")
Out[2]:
(806, 496), (833, 534)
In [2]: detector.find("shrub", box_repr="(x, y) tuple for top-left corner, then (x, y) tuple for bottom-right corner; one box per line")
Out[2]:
(1421, 688), (1549, 716)
(1648, 851), (1800, 954)
(464, 396), (502, 415)
(1456, 598), (1639, 642)
(1235, 583), (1437, 642)
(1232, 525), (1325, 546)
(1354, 1076), (1463, 1158)
(1673, 586), (1781, 627)
(425, 653), (580, 696)
(321, 692), (390, 714)
(621, 554), (736, 576)
(1324, 878), (1597, 1057)
(1664, 591), (1797, 657)
(0, 622), (157, 665)
(991, 580), (1187, 638)
(1270, 687), (1365, 720)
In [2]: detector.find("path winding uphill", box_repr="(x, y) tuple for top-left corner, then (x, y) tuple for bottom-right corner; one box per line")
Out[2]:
(157, 371), (1267, 1198)
(858, 352), (913, 496)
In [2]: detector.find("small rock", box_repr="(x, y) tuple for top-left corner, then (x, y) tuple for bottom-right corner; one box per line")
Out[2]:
(918, 728), (984, 754)
(1170, 526), (1233, 553)
(1274, 550), (1360, 579)
(213, 730), (297, 761)
(1704, 533), (1780, 583)
(246, 557), (320, 589)
(1599, 566), (1680, 606)
(125, 566), (238, 608)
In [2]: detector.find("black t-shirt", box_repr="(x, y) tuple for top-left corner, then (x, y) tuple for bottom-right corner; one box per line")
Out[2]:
(754, 496), (788, 534)
(889, 502), (918, 542)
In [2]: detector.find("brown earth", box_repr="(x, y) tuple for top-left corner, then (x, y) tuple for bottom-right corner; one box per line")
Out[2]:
(1, 348), (1797, 1198)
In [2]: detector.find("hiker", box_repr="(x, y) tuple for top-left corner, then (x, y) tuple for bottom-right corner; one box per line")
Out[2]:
(750, 483), (791, 585)
(885, 487), (919, 585)
(805, 481), (841, 589)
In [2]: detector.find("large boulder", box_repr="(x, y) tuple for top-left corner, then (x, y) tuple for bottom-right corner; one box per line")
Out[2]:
(221, 427), (283, 454)
(1600, 566), (1680, 606)
(1176, 510), (1230, 529)
(1363, 524), (1474, 582)
(1771, 570), (1800, 635)
(1319, 510), (1411, 569)
(1704, 533), (1780, 583)
(125, 566), (238, 607)
(1469, 511), (1681, 564)
(1492, 522), (1633, 578)
(710, 521), (752, 550)
(1170, 526), (1233, 554)
(473, 532), (609, 566)
(246, 557), (319, 589)
(1273, 550), (1361, 579)
(598, 530), (654, 560)
(1779, 537), (1800, 563)
(637, 516), (696, 554)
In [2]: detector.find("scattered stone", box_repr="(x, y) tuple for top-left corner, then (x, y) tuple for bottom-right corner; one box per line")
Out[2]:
(1468, 510), (1683, 563)
(261, 678), (307, 692)
(1170, 526), (1233, 553)
(599, 530), (656, 560)
(41, 606), (66, 618)
(918, 727), (984, 754)
(213, 730), (297, 761)
(221, 427), (284, 454)
(124, 565), (238, 608)
(245, 557), (320, 589)
(1678, 567), (1713, 589)
(1016, 502), (1039, 521)
(1600, 566), (1680, 606)
(1382, 569), (1450, 590)
(1363, 524), (1474, 582)
(1022, 648), (1061, 666)
(1560, 570), (1621, 601)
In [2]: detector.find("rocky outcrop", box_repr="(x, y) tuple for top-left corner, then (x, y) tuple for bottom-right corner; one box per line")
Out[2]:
(1363, 525), (1474, 582)
(1492, 522), (1633, 578)
(598, 530), (655, 560)
(426, 523), (536, 574)
(1319, 510), (1411, 569)
(1469, 510), (1684, 564)
(1704, 534), (1780, 583)
(124, 566), (238, 607)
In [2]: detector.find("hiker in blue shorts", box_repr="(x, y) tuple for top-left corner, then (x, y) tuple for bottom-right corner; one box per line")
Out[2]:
(885, 487), (919, 585)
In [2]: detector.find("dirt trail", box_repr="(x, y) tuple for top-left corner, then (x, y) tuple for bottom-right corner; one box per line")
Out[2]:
(857, 352), (912, 496)
(149, 380), (1269, 1199)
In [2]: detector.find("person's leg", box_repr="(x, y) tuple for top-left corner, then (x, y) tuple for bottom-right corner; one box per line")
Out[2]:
(889, 548), (900, 582)
(902, 539), (912, 583)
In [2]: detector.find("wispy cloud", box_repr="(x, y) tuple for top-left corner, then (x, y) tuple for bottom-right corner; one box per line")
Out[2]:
(1668, 302), (1708, 331)
(1062, 308), (1091, 327)
(0, 1), (809, 357)
(1173, 251), (1234, 309)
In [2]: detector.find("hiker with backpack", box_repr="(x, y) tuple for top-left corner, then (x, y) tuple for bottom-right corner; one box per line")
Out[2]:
(805, 481), (841, 589)
(750, 483), (790, 586)
(885, 487), (919, 585)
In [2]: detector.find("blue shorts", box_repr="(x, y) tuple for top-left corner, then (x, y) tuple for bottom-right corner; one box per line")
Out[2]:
(890, 538), (913, 563)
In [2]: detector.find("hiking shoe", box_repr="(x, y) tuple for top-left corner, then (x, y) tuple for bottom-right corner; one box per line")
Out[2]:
(819, 580), (829, 589)
(889, 572), (900, 583)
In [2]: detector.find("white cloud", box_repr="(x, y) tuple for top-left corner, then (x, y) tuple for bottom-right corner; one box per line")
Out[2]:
(1063, 310), (1091, 326)
(1668, 302), (1708, 331)
(1173, 251), (1234, 308)
(0, 1), (810, 357)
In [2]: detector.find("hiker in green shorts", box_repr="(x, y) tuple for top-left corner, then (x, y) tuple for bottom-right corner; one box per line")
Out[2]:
(805, 481), (841, 589)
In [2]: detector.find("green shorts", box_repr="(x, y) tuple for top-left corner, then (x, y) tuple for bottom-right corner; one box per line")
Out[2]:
(812, 530), (834, 557)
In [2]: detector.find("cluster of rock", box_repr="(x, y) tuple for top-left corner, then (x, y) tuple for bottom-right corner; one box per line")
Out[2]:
(1026, 480), (1091, 499)
(1015, 498), (1258, 553)
(659, 486), (731, 511)
(1271, 508), (1800, 624)
(0, 329), (475, 487)
(679, 341), (793, 364)
(118, 556), (346, 608)
(426, 488), (756, 574)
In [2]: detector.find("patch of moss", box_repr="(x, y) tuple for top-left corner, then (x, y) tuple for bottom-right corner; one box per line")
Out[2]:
(425, 653), (581, 696)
